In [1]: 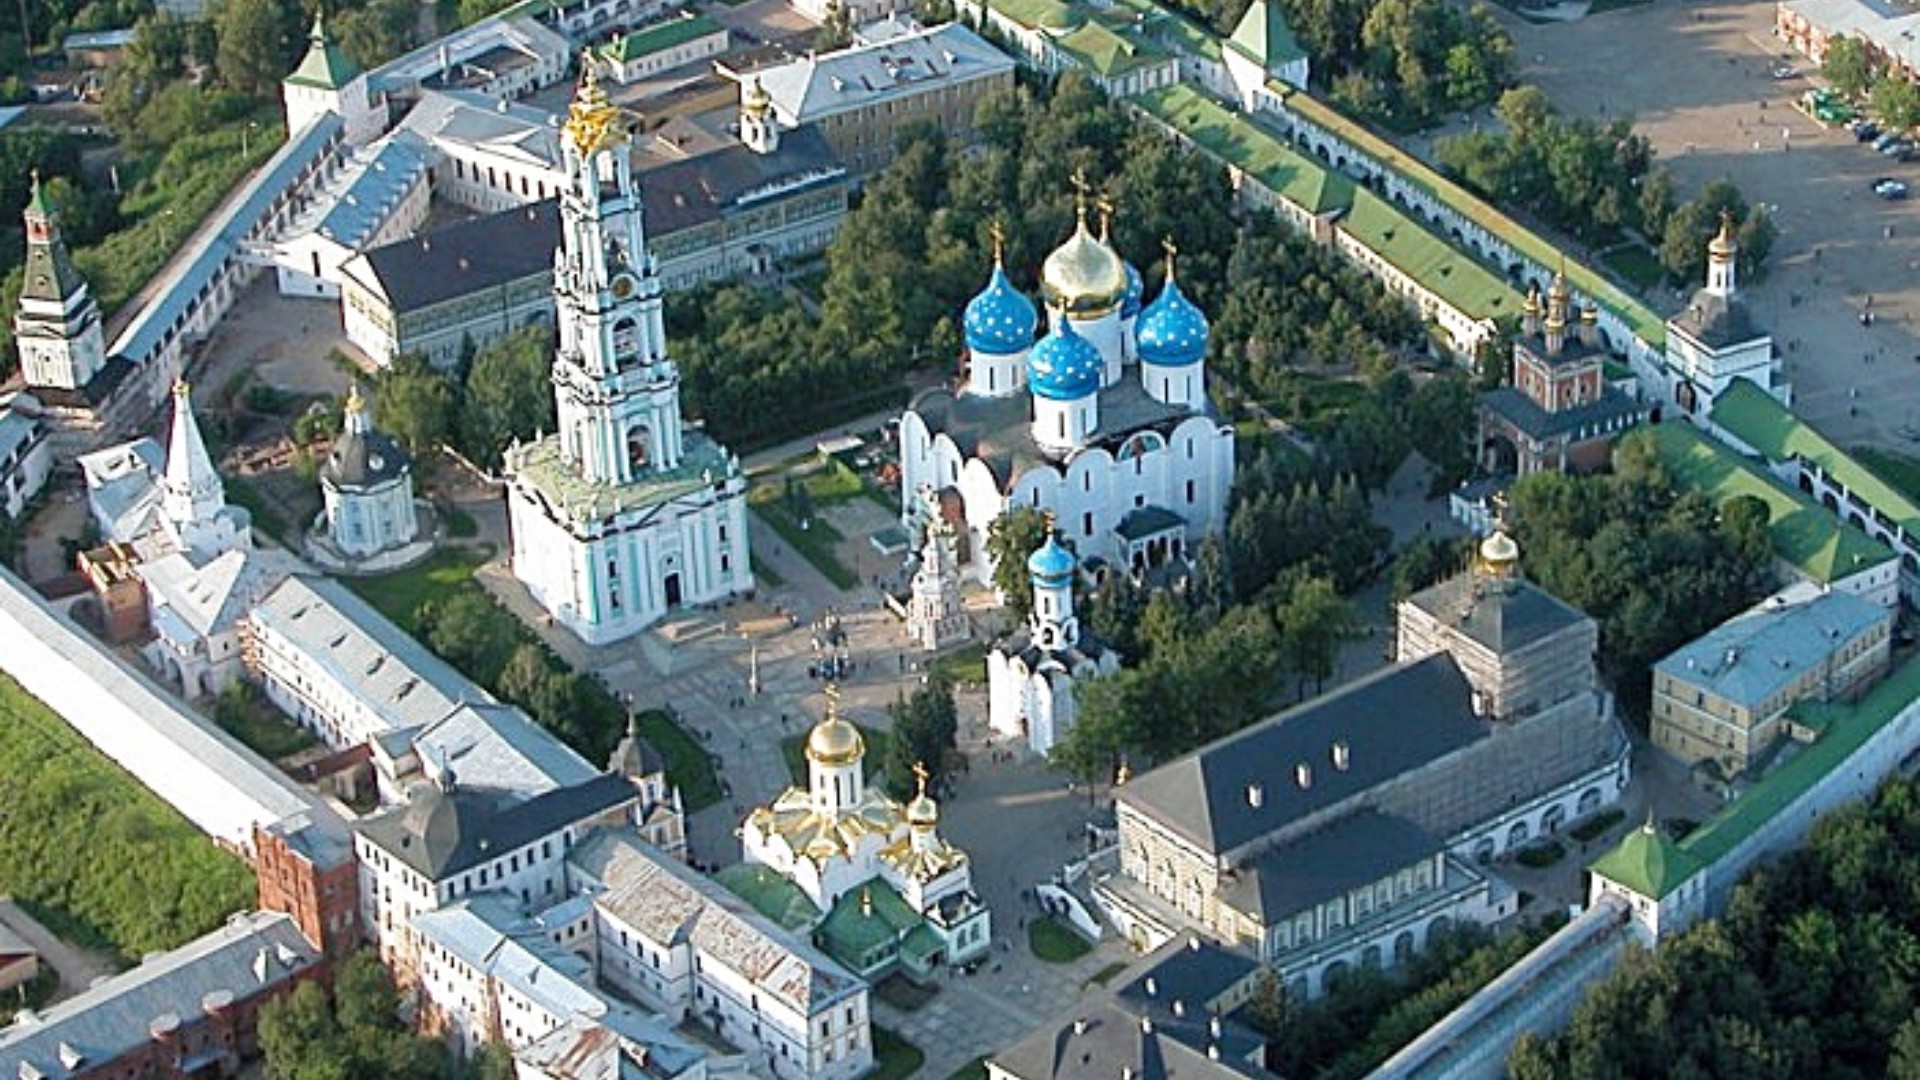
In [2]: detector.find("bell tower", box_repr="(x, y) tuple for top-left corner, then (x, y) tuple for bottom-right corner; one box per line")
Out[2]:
(550, 67), (684, 487)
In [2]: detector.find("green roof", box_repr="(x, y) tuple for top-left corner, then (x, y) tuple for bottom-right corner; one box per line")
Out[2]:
(1056, 21), (1167, 78)
(1109, 0), (1220, 62)
(285, 15), (360, 91)
(1710, 378), (1920, 538)
(1227, 0), (1306, 67)
(714, 863), (821, 931)
(988, 0), (1082, 31)
(1680, 649), (1920, 872)
(599, 14), (724, 64)
(815, 880), (924, 970)
(1642, 422), (1896, 583)
(1590, 819), (1702, 899)
(1277, 87), (1667, 350)
(1131, 85), (1352, 214)
(1339, 187), (1524, 322)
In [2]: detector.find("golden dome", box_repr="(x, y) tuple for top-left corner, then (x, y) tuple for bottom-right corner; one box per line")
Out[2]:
(1041, 208), (1127, 316)
(743, 75), (771, 117)
(1708, 211), (1738, 259)
(806, 707), (865, 766)
(1480, 530), (1519, 570)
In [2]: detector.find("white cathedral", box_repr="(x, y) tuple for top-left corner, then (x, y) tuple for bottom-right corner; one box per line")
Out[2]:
(504, 73), (753, 645)
(896, 209), (1235, 584)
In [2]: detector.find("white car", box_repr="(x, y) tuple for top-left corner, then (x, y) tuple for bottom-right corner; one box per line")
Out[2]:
(1875, 178), (1910, 200)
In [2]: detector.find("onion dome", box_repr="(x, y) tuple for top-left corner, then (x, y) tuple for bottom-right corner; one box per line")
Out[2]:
(1121, 260), (1145, 319)
(1708, 211), (1738, 259)
(1480, 530), (1519, 573)
(1136, 248), (1209, 367)
(807, 714), (865, 765)
(906, 763), (938, 827)
(1041, 206), (1127, 316)
(964, 262), (1038, 356)
(743, 75), (772, 118)
(1026, 315), (1102, 400)
(1028, 531), (1077, 586)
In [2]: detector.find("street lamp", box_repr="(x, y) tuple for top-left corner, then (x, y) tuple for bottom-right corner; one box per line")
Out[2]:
(241, 120), (261, 158)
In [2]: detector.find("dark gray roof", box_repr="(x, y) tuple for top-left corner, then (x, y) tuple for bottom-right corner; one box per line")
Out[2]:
(639, 126), (843, 238)
(355, 199), (560, 315)
(1404, 572), (1590, 657)
(1, 911), (319, 1075)
(1670, 288), (1763, 350)
(322, 427), (410, 488)
(1218, 810), (1439, 922)
(909, 377), (1203, 487)
(1115, 505), (1185, 541)
(1479, 384), (1645, 442)
(993, 940), (1273, 1080)
(1118, 654), (1485, 856)
(356, 773), (634, 879)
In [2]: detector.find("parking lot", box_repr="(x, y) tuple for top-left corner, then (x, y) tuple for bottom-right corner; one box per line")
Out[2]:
(1508, 0), (1920, 448)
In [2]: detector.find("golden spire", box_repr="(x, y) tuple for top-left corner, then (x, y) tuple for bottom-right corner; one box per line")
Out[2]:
(564, 62), (621, 157)
(1708, 209), (1738, 259)
(989, 220), (1006, 267)
(1162, 236), (1178, 282)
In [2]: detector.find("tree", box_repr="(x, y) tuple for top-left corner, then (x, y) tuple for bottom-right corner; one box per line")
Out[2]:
(884, 674), (959, 797)
(334, 0), (416, 70)
(1823, 36), (1880, 100)
(374, 354), (457, 457)
(1245, 967), (1295, 1036)
(460, 325), (556, 468)
(985, 507), (1052, 624)
(259, 951), (454, 1080)
(419, 592), (516, 681)
(1876, 76), (1920, 132)
(215, 0), (300, 97)
(1276, 573), (1356, 699)
(816, 0), (854, 48)
(257, 980), (347, 1080)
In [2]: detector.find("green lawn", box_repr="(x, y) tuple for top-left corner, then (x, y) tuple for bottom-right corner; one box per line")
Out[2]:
(871, 1026), (926, 1080)
(780, 724), (892, 785)
(344, 547), (488, 633)
(927, 643), (989, 687)
(1600, 243), (1666, 291)
(1029, 917), (1093, 963)
(1086, 960), (1130, 988)
(443, 506), (479, 538)
(636, 710), (723, 812)
(224, 475), (291, 546)
(0, 673), (255, 962)
(212, 691), (317, 761)
(944, 1058), (988, 1080)
(749, 496), (859, 589)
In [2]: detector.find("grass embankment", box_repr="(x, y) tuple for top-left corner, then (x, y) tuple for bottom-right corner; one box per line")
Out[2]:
(0, 672), (255, 962)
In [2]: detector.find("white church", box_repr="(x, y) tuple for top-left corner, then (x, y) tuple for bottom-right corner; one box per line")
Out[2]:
(741, 690), (992, 968)
(1665, 214), (1786, 418)
(986, 528), (1119, 755)
(504, 72), (753, 645)
(896, 211), (1234, 584)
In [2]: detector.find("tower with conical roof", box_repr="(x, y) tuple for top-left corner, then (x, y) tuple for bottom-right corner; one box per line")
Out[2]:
(14, 172), (105, 393)
(282, 13), (382, 146)
(1663, 210), (1779, 418)
(504, 72), (753, 645)
(739, 75), (780, 155)
(160, 381), (250, 561)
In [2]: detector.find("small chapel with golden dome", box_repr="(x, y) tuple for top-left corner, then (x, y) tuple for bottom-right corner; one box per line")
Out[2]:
(896, 194), (1235, 585)
(740, 689), (991, 976)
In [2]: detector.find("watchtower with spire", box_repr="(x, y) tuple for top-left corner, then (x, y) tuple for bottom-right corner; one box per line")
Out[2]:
(281, 12), (382, 146)
(1662, 210), (1780, 418)
(14, 171), (105, 393)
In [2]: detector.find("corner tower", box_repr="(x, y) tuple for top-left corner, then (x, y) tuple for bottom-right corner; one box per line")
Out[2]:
(14, 172), (105, 392)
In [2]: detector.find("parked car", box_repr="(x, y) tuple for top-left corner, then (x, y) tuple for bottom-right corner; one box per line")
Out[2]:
(1875, 131), (1904, 151)
(1881, 139), (1915, 158)
(1857, 121), (1883, 142)
(1772, 63), (1797, 79)
(1875, 178), (1909, 200)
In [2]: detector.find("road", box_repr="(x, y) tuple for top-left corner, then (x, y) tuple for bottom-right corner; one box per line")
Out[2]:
(0, 897), (116, 1003)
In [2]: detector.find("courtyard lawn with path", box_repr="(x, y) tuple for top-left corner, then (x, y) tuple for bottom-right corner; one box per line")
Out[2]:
(1028, 917), (1094, 963)
(871, 1026), (926, 1080)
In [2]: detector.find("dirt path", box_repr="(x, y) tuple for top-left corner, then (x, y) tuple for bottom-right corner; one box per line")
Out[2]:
(0, 897), (117, 1002)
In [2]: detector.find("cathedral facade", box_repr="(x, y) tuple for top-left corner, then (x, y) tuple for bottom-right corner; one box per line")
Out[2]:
(504, 74), (753, 645)
(896, 214), (1235, 584)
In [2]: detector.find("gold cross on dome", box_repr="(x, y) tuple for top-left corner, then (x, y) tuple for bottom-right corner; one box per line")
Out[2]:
(912, 761), (930, 796)
(823, 682), (841, 718)
(988, 220), (1006, 263)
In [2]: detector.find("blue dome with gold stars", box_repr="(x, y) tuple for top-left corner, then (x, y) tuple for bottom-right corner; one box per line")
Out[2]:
(964, 265), (1038, 357)
(1121, 261), (1145, 319)
(1137, 276), (1209, 367)
(1027, 318), (1103, 401)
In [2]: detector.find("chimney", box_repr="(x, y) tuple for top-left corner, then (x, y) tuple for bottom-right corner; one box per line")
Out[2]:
(1579, 305), (1599, 348)
(1331, 741), (1350, 771)
(1245, 783), (1263, 810)
(1172, 1000), (1186, 1019)
(1073, 1018), (1088, 1036)
(1187, 936), (1202, 952)
(1145, 977), (1157, 998)
(1295, 763), (1312, 790)
(1209, 1016), (1223, 1039)
(1140, 1017), (1153, 1035)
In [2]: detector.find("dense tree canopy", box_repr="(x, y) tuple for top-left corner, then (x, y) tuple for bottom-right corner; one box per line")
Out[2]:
(259, 951), (470, 1080)
(882, 674), (960, 798)
(1510, 774), (1920, 1079)
(1507, 429), (1774, 720)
